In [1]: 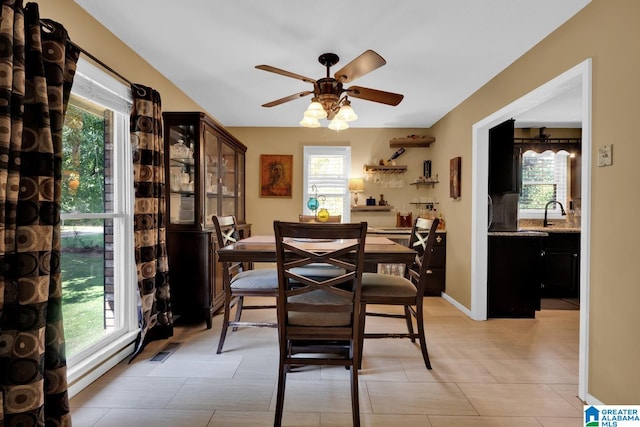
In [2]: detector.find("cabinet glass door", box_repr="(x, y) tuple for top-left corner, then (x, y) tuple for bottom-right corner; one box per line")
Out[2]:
(168, 124), (196, 225)
(220, 142), (237, 217)
(204, 126), (219, 228)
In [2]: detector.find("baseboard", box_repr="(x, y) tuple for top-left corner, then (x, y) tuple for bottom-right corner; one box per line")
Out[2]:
(441, 292), (474, 318)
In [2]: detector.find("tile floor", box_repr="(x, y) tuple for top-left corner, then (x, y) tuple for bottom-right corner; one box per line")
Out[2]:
(70, 297), (583, 426)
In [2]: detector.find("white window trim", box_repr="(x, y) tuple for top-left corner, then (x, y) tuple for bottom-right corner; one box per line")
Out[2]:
(303, 146), (351, 222)
(518, 150), (569, 220)
(63, 58), (137, 397)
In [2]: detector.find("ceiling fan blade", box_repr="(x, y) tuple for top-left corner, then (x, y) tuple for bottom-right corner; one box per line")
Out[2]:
(333, 50), (386, 83)
(255, 65), (316, 84)
(347, 86), (404, 106)
(262, 91), (313, 107)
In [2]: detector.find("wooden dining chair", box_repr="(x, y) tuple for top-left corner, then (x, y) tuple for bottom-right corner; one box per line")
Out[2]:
(298, 214), (342, 223)
(358, 217), (439, 369)
(273, 221), (367, 427)
(213, 215), (278, 354)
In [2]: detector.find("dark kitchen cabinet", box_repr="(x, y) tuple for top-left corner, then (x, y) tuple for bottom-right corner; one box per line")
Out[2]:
(488, 234), (542, 318)
(164, 112), (247, 328)
(540, 232), (580, 298)
(425, 232), (446, 296)
(488, 119), (519, 194)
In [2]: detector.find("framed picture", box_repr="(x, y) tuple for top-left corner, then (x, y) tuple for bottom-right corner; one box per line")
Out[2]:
(450, 156), (461, 199)
(260, 154), (293, 198)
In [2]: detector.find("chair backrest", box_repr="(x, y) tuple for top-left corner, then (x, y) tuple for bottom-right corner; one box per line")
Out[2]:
(298, 214), (342, 223)
(273, 221), (367, 339)
(212, 215), (243, 281)
(212, 215), (240, 247)
(407, 217), (440, 297)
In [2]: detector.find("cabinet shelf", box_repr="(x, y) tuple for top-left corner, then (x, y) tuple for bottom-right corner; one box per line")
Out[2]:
(410, 180), (439, 186)
(363, 164), (407, 173)
(351, 205), (394, 212)
(170, 157), (195, 166)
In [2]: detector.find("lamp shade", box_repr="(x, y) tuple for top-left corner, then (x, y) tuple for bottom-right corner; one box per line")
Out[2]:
(299, 116), (321, 128)
(335, 101), (357, 122)
(304, 100), (327, 119)
(328, 118), (348, 131)
(348, 178), (364, 192)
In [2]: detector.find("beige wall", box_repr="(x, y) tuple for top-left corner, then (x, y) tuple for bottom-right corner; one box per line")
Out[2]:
(426, 0), (640, 404)
(42, 0), (639, 404)
(227, 127), (439, 234)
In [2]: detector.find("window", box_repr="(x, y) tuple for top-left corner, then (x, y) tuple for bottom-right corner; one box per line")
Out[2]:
(519, 150), (570, 218)
(62, 58), (137, 393)
(303, 146), (351, 222)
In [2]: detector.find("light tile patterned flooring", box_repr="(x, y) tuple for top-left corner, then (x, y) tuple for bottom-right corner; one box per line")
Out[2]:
(70, 297), (583, 426)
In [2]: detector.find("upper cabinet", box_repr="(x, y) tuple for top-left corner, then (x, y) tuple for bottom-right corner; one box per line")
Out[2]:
(164, 112), (247, 230)
(488, 119), (519, 194)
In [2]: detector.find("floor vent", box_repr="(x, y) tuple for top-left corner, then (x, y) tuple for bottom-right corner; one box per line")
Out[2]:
(150, 342), (181, 362)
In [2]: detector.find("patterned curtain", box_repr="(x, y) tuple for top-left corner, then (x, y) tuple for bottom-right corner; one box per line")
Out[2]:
(0, 1), (79, 425)
(129, 85), (173, 360)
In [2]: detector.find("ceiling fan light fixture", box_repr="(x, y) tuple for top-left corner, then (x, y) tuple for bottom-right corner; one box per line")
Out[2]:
(300, 116), (321, 128)
(335, 100), (357, 122)
(304, 100), (328, 119)
(328, 118), (348, 131)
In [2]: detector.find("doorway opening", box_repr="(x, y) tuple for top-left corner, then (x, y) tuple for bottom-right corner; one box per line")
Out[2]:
(470, 59), (592, 402)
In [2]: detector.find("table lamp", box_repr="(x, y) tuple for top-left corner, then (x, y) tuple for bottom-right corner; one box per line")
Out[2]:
(348, 178), (364, 206)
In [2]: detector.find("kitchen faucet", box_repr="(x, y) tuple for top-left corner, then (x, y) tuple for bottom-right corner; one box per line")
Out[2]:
(543, 200), (566, 227)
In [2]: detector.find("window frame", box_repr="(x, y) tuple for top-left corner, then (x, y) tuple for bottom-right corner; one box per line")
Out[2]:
(63, 58), (138, 396)
(518, 149), (570, 220)
(303, 146), (351, 222)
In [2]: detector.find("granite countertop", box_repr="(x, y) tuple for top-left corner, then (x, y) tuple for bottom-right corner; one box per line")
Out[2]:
(367, 227), (446, 234)
(489, 226), (581, 237)
(489, 230), (549, 237)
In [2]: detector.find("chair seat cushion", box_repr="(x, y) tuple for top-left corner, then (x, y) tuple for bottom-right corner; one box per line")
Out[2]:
(288, 290), (352, 327)
(361, 272), (417, 298)
(291, 263), (346, 278)
(231, 269), (278, 290)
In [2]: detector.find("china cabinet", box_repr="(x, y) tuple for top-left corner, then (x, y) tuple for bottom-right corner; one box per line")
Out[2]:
(164, 112), (247, 328)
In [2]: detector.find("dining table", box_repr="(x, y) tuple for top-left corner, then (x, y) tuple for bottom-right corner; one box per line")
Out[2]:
(216, 235), (416, 270)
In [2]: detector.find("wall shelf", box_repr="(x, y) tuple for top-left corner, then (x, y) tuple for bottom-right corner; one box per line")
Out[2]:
(351, 205), (394, 212)
(363, 164), (407, 173)
(390, 136), (436, 148)
(410, 180), (439, 187)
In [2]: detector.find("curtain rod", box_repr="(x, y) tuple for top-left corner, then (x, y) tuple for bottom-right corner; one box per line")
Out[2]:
(40, 19), (136, 88)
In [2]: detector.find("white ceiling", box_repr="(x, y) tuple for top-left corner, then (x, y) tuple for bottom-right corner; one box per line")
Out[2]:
(75, 0), (590, 129)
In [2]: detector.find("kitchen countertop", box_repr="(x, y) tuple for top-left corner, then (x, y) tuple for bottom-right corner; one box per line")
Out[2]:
(488, 226), (580, 237)
(367, 227), (446, 234)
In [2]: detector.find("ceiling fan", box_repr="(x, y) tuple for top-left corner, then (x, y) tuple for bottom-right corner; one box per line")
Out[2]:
(256, 50), (404, 129)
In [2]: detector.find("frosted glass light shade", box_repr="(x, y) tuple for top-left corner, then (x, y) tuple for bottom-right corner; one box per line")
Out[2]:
(300, 116), (321, 127)
(304, 101), (327, 119)
(335, 103), (357, 122)
(328, 118), (348, 131)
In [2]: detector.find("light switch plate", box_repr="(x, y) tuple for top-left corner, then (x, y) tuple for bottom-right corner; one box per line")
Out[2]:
(597, 144), (612, 167)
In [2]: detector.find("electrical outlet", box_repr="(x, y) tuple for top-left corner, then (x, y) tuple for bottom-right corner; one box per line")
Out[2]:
(597, 144), (612, 167)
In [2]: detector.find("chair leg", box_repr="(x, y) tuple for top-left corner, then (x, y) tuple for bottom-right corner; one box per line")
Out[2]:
(232, 296), (244, 332)
(350, 360), (361, 427)
(274, 354), (288, 427)
(357, 303), (366, 369)
(404, 305), (416, 343)
(216, 295), (232, 354)
(415, 300), (432, 369)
